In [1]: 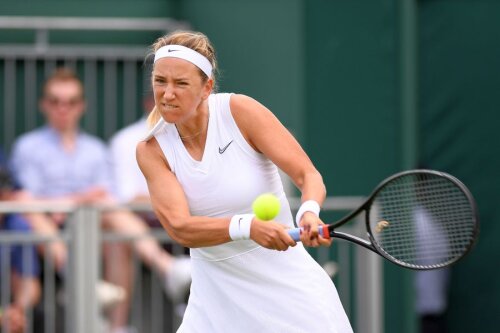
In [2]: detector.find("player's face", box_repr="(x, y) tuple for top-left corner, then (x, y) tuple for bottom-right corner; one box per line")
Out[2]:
(41, 80), (85, 132)
(152, 58), (212, 124)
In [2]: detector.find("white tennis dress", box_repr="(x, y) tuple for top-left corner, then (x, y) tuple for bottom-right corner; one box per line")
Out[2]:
(151, 93), (353, 333)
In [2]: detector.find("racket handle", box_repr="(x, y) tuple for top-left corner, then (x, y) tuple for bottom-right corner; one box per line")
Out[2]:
(288, 226), (329, 241)
(288, 228), (302, 241)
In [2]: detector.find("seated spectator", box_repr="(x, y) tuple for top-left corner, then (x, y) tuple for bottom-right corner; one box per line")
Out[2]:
(109, 94), (154, 205)
(108, 93), (159, 224)
(0, 149), (42, 333)
(9, 68), (191, 333)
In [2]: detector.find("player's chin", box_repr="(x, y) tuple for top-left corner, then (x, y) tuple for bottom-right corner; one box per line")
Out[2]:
(159, 109), (181, 121)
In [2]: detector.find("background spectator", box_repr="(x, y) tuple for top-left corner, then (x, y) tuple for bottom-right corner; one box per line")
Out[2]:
(0, 148), (42, 333)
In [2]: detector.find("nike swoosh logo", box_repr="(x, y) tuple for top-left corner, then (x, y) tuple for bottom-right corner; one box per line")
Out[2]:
(219, 140), (233, 154)
(168, 49), (180, 52)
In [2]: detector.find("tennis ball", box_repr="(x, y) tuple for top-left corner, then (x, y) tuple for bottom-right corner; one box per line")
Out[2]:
(252, 193), (281, 221)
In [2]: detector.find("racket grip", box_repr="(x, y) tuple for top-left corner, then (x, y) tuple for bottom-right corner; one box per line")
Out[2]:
(288, 226), (328, 241)
(288, 228), (302, 241)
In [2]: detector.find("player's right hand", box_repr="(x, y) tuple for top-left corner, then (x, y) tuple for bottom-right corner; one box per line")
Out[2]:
(250, 219), (296, 251)
(298, 212), (333, 248)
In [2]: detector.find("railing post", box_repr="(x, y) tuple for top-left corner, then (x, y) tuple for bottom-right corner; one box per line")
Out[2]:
(68, 206), (101, 333)
(356, 244), (383, 333)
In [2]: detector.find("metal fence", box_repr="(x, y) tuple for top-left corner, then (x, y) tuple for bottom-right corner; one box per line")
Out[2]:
(0, 15), (190, 150)
(0, 202), (187, 333)
(0, 197), (383, 333)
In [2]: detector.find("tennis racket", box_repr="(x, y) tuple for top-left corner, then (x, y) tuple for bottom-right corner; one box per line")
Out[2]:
(288, 170), (479, 270)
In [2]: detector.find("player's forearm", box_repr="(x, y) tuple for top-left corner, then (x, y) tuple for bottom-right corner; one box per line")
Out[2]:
(297, 170), (326, 205)
(155, 211), (232, 248)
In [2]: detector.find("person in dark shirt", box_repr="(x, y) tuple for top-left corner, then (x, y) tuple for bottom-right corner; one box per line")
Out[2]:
(0, 148), (42, 333)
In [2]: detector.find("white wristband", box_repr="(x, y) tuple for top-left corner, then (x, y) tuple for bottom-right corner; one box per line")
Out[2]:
(229, 214), (254, 241)
(295, 200), (321, 226)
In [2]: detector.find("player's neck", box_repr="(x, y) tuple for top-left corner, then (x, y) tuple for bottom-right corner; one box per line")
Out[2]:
(176, 109), (209, 143)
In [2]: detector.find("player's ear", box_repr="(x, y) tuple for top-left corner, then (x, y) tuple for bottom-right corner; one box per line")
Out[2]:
(202, 78), (213, 100)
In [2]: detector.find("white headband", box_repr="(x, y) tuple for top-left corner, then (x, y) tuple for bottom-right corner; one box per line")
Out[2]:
(154, 44), (213, 78)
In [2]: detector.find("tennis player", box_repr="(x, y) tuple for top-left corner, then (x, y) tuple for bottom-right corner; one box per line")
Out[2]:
(137, 31), (353, 332)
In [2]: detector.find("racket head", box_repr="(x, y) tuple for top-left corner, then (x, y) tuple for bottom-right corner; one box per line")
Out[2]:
(365, 169), (479, 270)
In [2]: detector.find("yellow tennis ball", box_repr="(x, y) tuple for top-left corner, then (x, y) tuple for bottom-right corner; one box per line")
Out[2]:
(252, 193), (281, 221)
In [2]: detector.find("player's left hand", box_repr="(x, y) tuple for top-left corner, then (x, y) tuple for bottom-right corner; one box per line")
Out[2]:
(298, 212), (332, 247)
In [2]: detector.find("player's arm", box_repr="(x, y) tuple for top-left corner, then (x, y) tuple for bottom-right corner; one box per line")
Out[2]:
(136, 138), (227, 247)
(136, 138), (293, 250)
(230, 94), (331, 247)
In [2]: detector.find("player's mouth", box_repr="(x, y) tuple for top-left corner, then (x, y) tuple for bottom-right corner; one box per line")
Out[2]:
(162, 103), (178, 111)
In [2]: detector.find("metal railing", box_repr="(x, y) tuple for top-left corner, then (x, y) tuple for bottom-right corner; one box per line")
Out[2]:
(0, 15), (190, 150)
(0, 197), (383, 333)
(0, 16), (190, 56)
(0, 202), (184, 333)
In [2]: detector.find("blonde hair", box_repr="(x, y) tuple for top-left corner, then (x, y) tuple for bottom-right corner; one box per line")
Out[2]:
(147, 31), (218, 128)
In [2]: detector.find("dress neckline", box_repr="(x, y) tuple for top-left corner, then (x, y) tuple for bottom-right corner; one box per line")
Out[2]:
(173, 101), (213, 169)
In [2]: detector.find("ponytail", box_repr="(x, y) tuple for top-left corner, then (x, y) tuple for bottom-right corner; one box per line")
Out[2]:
(147, 106), (161, 129)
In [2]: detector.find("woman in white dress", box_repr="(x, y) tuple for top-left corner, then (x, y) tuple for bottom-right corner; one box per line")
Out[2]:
(137, 31), (353, 333)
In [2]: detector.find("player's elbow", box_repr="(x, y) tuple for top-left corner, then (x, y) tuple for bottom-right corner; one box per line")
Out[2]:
(165, 217), (193, 247)
(297, 169), (326, 194)
(319, 174), (327, 197)
(169, 232), (191, 248)
(153, 209), (193, 247)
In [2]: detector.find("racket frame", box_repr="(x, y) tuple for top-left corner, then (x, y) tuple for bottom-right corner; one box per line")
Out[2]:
(320, 169), (480, 270)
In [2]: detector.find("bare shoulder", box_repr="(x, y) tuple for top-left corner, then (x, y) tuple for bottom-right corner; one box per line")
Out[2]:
(229, 93), (268, 116)
(136, 138), (156, 160)
(136, 138), (169, 171)
(228, 94), (284, 152)
(229, 93), (255, 108)
(229, 93), (277, 126)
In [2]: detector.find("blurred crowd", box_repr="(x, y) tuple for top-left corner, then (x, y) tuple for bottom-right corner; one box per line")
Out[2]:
(0, 68), (191, 333)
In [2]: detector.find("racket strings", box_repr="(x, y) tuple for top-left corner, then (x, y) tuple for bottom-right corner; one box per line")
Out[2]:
(369, 173), (476, 269)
